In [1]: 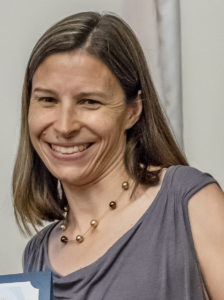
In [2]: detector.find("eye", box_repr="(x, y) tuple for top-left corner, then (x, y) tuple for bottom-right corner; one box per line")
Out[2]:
(79, 99), (102, 109)
(37, 96), (56, 103)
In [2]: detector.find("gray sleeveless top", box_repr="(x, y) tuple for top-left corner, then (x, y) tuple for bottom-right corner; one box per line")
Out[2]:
(24, 165), (217, 300)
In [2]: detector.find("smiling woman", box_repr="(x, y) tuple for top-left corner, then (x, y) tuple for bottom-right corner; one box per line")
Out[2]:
(28, 50), (135, 186)
(13, 11), (224, 300)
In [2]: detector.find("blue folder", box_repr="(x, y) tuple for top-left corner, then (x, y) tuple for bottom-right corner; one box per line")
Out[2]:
(0, 271), (52, 300)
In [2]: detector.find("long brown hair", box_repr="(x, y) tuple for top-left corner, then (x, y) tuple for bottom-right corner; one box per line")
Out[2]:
(13, 12), (187, 234)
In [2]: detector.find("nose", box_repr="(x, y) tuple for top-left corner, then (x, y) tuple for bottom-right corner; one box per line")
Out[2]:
(53, 103), (81, 138)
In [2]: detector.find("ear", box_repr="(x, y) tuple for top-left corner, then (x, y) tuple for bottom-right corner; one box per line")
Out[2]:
(124, 93), (142, 130)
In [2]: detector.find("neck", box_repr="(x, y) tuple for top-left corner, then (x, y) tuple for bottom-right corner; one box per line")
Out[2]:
(61, 161), (133, 233)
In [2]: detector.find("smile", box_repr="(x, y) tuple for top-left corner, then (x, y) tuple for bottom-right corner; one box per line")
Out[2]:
(51, 143), (90, 154)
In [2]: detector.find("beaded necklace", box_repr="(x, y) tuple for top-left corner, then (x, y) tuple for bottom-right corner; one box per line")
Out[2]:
(60, 181), (129, 244)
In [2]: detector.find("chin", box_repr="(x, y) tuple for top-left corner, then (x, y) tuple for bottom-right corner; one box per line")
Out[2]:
(60, 176), (90, 187)
(53, 168), (90, 186)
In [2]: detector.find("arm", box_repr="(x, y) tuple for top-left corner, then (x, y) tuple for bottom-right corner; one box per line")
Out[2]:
(188, 183), (224, 300)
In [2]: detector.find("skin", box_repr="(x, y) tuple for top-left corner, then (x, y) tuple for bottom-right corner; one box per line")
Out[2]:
(189, 183), (224, 300)
(28, 50), (224, 299)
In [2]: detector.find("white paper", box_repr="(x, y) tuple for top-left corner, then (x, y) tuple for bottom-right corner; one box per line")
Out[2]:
(0, 281), (39, 300)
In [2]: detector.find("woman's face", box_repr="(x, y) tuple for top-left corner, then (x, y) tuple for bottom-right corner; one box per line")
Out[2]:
(28, 50), (139, 185)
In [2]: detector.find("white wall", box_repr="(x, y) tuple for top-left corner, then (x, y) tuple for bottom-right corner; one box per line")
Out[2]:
(180, 0), (224, 187)
(0, 0), (223, 274)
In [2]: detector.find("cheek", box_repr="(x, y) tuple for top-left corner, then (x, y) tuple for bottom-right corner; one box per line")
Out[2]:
(28, 109), (47, 158)
(89, 108), (127, 130)
(95, 117), (127, 144)
(28, 105), (52, 136)
(28, 109), (38, 138)
(87, 113), (121, 136)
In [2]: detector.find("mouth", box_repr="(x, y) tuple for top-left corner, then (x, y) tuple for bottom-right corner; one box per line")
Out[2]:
(50, 143), (92, 155)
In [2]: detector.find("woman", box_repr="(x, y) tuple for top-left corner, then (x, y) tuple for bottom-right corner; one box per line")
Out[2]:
(13, 12), (224, 300)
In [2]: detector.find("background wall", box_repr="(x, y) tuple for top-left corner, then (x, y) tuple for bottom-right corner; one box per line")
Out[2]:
(180, 0), (224, 185)
(0, 0), (223, 274)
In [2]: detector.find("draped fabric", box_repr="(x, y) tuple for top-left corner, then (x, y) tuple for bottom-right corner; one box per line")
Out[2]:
(121, 0), (183, 147)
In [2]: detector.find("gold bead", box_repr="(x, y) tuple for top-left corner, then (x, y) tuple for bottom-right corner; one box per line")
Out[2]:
(109, 201), (117, 209)
(60, 224), (66, 231)
(60, 235), (68, 243)
(122, 181), (129, 190)
(90, 219), (98, 228)
(76, 235), (84, 243)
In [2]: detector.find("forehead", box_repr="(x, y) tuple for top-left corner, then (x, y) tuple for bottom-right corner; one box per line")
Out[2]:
(32, 50), (122, 96)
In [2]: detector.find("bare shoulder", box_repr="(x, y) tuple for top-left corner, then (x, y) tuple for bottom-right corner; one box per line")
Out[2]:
(188, 183), (224, 300)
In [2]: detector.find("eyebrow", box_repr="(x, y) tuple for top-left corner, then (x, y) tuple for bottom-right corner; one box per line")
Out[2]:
(78, 91), (107, 98)
(32, 87), (58, 95)
(32, 88), (108, 98)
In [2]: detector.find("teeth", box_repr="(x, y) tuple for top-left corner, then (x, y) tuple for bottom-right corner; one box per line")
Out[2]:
(79, 145), (84, 152)
(52, 144), (88, 154)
